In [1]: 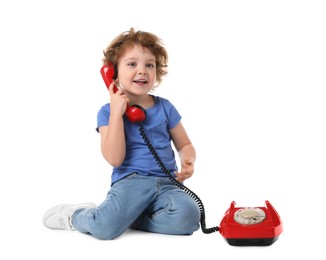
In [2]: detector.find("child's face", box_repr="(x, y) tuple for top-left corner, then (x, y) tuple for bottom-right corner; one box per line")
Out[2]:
(116, 44), (156, 96)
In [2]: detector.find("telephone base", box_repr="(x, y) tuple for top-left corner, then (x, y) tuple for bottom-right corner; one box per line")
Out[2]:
(224, 236), (279, 246)
(219, 200), (283, 246)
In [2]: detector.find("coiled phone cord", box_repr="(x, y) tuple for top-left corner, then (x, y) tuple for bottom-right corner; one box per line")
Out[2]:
(138, 124), (219, 234)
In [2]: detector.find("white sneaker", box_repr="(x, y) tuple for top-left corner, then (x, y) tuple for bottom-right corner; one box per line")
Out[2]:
(42, 202), (97, 231)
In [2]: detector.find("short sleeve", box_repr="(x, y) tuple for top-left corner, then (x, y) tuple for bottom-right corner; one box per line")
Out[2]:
(160, 98), (181, 129)
(96, 103), (110, 132)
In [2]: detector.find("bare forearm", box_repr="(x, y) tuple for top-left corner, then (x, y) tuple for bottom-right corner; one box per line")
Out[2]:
(175, 143), (196, 182)
(178, 143), (196, 164)
(101, 115), (126, 166)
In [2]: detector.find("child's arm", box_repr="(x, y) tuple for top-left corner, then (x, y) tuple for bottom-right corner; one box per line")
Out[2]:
(170, 122), (196, 182)
(98, 82), (129, 166)
(98, 116), (125, 167)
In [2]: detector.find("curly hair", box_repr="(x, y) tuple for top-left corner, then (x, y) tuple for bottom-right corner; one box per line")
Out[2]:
(102, 28), (168, 85)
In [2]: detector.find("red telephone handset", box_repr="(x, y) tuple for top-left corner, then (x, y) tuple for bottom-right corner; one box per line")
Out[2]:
(100, 63), (146, 123)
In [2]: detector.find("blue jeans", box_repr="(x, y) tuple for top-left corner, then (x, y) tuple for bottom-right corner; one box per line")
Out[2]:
(72, 174), (200, 240)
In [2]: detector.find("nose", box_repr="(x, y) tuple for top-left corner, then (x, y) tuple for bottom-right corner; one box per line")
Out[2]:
(138, 65), (147, 75)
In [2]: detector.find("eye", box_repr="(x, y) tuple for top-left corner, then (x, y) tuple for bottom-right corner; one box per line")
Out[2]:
(127, 62), (136, 67)
(146, 63), (155, 68)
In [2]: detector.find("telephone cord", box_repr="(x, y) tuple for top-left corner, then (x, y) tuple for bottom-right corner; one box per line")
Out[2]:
(138, 124), (219, 234)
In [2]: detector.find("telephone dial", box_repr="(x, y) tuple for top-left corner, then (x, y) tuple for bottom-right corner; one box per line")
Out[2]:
(100, 63), (283, 246)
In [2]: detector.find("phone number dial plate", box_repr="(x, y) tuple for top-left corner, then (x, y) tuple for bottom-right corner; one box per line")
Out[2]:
(234, 208), (266, 225)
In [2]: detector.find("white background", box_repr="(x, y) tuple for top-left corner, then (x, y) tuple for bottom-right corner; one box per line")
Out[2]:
(1, 0), (325, 259)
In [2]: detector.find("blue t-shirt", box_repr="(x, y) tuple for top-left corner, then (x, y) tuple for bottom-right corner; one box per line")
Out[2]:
(97, 95), (181, 184)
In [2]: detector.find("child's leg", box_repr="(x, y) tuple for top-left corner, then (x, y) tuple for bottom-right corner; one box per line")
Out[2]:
(72, 174), (158, 240)
(131, 178), (200, 235)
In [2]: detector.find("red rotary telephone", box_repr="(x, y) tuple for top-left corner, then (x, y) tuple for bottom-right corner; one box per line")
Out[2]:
(219, 200), (283, 246)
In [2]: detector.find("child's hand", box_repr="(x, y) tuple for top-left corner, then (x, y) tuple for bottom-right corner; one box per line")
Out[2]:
(175, 158), (194, 183)
(108, 81), (129, 117)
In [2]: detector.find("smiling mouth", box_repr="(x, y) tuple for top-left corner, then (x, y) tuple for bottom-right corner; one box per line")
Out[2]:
(134, 79), (148, 84)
